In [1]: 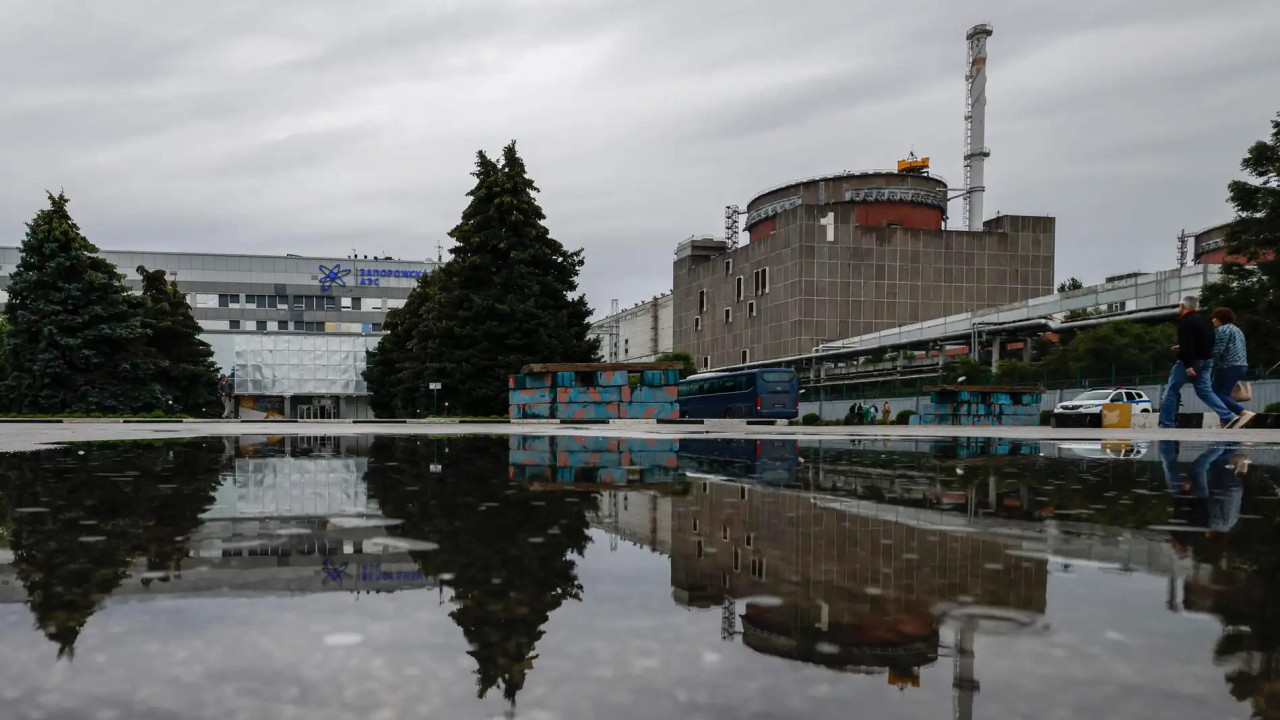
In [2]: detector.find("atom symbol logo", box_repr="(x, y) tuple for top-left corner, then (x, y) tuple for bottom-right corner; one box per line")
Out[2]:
(318, 263), (351, 290)
(321, 558), (351, 585)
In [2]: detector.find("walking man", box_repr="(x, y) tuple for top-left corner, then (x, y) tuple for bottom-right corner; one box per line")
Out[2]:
(218, 374), (235, 419)
(1159, 296), (1238, 429)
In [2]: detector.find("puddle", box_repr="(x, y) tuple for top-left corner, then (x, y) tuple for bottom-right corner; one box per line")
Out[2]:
(0, 434), (1274, 718)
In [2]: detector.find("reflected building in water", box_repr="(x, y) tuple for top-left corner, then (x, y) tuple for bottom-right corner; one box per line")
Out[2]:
(1, 433), (1278, 716)
(663, 477), (1048, 715)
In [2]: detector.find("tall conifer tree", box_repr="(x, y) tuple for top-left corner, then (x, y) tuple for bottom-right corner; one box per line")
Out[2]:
(366, 143), (599, 416)
(136, 266), (220, 415)
(0, 192), (166, 414)
(1202, 112), (1280, 368)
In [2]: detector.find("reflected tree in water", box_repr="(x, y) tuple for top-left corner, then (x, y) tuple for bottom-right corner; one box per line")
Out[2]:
(365, 437), (596, 706)
(0, 441), (225, 657)
(1171, 455), (1280, 718)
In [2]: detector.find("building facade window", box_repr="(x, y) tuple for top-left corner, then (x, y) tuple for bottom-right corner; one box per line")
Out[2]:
(723, 308), (732, 324)
(750, 557), (766, 580)
(702, 356), (711, 370)
(735, 276), (743, 302)
(692, 518), (701, 534)
(733, 547), (741, 572)
(698, 289), (707, 312)
(277, 321), (289, 331)
(740, 349), (749, 364)
(724, 259), (732, 276)
(748, 300), (756, 318)
(696, 540), (705, 559)
(694, 316), (701, 332)
(255, 320), (268, 332)
(229, 320), (241, 330)
(295, 295), (340, 311)
(753, 268), (770, 295)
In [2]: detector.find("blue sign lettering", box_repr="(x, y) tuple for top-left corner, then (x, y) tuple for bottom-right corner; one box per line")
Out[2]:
(323, 263), (430, 290)
(359, 563), (426, 583)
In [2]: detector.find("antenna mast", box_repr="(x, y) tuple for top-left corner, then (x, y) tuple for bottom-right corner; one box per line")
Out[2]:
(725, 205), (741, 251)
(608, 299), (621, 362)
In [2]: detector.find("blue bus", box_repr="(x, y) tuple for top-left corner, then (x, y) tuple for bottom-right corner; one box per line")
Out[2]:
(677, 368), (801, 419)
(678, 438), (801, 486)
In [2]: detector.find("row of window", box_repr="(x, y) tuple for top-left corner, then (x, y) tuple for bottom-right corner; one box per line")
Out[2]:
(691, 299), (759, 335)
(689, 542), (765, 578)
(697, 268), (769, 313)
(199, 293), (403, 312)
(223, 320), (384, 333)
(693, 350), (748, 370)
(692, 518), (757, 548)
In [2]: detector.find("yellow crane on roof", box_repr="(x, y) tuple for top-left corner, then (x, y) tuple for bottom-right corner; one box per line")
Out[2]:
(897, 151), (930, 174)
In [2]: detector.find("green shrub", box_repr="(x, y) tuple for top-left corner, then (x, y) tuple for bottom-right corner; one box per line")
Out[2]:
(1266, 402), (1280, 414)
(801, 413), (822, 426)
(1040, 409), (1054, 426)
(895, 409), (916, 425)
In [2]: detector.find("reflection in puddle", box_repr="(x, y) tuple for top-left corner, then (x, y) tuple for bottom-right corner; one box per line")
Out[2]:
(0, 434), (1275, 718)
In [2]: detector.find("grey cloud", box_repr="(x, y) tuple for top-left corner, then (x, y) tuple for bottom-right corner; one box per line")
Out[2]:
(0, 0), (1277, 319)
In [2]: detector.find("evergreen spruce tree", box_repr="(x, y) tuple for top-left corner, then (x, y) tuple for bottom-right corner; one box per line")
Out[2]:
(362, 437), (595, 707)
(0, 440), (223, 657)
(1202, 112), (1280, 369)
(0, 316), (10, 386)
(364, 273), (436, 418)
(0, 192), (167, 414)
(366, 143), (599, 417)
(136, 265), (220, 415)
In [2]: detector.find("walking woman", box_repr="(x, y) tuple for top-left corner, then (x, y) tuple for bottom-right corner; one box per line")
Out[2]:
(1212, 307), (1256, 429)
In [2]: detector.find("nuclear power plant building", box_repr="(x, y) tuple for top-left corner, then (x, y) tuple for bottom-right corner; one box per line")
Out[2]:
(672, 169), (1055, 369)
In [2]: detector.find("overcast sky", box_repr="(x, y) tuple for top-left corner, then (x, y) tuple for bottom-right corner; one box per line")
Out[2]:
(1, 1), (1276, 318)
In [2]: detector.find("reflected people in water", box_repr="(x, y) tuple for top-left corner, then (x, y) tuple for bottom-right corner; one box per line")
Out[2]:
(1159, 440), (1247, 544)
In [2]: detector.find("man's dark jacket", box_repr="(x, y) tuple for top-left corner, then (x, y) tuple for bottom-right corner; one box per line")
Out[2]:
(1177, 311), (1215, 366)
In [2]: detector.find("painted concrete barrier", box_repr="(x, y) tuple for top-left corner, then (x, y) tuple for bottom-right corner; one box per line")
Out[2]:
(631, 386), (678, 403)
(509, 388), (553, 405)
(506, 433), (680, 488)
(556, 387), (623, 404)
(509, 364), (682, 422)
(619, 402), (679, 420)
(912, 387), (1043, 427)
(510, 403), (553, 420)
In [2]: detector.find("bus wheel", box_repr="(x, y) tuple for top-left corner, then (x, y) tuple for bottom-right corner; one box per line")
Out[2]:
(723, 408), (734, 419)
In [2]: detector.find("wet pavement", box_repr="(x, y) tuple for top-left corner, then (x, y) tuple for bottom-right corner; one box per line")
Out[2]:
(0, 434), (1278, 719)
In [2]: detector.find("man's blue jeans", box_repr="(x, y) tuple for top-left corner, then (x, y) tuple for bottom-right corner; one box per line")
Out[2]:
(1159, 360), (1235, 428)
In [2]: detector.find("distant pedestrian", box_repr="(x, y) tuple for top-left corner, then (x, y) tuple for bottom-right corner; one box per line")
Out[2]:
(845, 402), (863, 426)
(882, 402), (891, 423)
(1159, 296), (1237, 429)
(217, 374), (235, 419)
(1211, 307), (1255, 429)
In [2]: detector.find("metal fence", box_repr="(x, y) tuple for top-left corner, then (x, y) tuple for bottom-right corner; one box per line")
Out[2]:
(802, 372), (1280, 422)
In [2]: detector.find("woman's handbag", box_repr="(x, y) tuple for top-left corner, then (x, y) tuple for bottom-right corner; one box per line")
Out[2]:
(1231, 381), (1253, 402)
